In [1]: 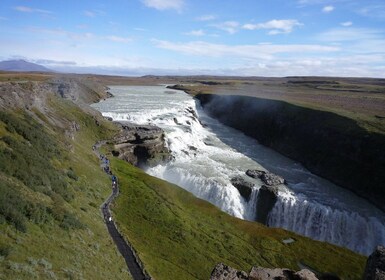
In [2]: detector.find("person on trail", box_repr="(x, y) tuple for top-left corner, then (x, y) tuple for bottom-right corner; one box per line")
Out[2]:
(112, 175), (117, 188)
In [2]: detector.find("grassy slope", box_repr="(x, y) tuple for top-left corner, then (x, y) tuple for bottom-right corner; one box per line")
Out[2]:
(110, 158), (366, 280)
(0, 81), (131, 279)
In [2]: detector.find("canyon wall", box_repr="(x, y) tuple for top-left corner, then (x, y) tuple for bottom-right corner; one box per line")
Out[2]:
(196, 94), (385, 212)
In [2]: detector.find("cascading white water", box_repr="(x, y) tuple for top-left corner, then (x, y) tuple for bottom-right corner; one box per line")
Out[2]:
(92, 85), (385, 256)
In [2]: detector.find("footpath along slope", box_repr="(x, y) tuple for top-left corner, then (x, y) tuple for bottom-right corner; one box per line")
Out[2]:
(94, 141), (149, 280)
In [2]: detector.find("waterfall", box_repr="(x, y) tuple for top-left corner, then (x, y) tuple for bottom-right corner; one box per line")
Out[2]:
(268, 196), (385, 255)
(92, 85), (385, 256)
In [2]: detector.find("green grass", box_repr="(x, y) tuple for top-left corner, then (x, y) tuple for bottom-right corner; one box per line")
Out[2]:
(0, 83), (129, 279)
(110, 158), (366, 280)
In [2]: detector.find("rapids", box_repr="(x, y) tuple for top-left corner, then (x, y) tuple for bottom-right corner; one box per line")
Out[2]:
(92, 85), (385, 256)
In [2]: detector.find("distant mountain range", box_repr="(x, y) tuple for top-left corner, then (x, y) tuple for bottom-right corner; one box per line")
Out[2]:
(0, 59), (52, 72)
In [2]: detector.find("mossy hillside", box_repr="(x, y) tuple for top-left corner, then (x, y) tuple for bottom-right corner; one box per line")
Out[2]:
(110, 158), (366, 280)
(0, 91), (129, 279)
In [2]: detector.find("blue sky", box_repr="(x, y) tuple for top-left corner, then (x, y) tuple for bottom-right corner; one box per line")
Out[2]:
(1, 0), (385, 77)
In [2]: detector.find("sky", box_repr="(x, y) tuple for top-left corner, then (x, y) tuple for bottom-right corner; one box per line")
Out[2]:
(1, 0), (385, 77)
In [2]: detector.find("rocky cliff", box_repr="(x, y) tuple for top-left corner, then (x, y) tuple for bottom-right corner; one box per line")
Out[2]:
(109, 122), (171, 167)
(195, 94), (385, 213)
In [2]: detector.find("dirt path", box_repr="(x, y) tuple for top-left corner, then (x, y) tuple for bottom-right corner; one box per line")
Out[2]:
(93, 141), (149, 280)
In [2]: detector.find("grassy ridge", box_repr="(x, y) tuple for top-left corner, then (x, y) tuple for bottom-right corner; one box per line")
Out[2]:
(0, 82), (130, 279)
(111, 158), (366, 280)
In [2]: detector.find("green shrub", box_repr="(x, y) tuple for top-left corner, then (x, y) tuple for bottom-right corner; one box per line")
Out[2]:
(0, 244), (11, 258)
(0, 111), (73, 201)
(66, 168), (78, 181)
(0, 181), (27, 232)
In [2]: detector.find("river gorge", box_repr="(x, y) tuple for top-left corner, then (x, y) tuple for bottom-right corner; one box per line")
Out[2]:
(92, 85), (385, 256)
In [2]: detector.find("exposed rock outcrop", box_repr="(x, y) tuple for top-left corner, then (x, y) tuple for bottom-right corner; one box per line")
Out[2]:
(255, 185), (279, 225)
(110, 122), (171, 167)
(246, 169), (286, 186)
(210, 263), (248, 280)
(363, 246), (385, 280)
(210, 263), (319, 280)
(230, 176), (255, 201)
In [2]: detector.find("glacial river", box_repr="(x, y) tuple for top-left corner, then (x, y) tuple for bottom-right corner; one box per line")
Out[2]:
(92, 85), (385, 256)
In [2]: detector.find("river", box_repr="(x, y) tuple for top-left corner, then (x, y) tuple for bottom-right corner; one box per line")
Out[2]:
(91, 85), (385, 256)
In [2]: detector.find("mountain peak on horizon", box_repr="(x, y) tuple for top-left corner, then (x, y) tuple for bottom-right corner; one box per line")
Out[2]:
(0, 59), (52, 72)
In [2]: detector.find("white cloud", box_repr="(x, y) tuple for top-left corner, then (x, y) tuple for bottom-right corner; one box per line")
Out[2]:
(196, 15), (216, 21)
(212, 21), (239, 34)
(141, 0), (184, 11)
(184, 30), (205, 36)
(14, 6), (52, 14)
(242, 19), (302, 35)
(322, 5), (335, 13)
(105, 35), (132, 43)
(341, 21), (353, 27)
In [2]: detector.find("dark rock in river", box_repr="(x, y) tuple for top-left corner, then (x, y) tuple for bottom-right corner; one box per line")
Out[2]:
(255, 185), (279, 225)
(110, 122), (171, 167)
(230, 176), (254, 201)
(210, 263), (319, 280)
(246, 169), (286, 186)
(363, 246), (385, 280)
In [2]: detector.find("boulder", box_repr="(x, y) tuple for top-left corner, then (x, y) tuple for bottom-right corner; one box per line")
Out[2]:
(230, 176), (255, 201)
(246, 169), (285, 186)
(210, 263), (248, 280)
(255, 185), (279, 225)
(363, 246), (385, 280)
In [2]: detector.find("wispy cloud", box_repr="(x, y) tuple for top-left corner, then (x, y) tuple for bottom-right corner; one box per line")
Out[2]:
(33, 59), (77, 66)
(83, 9), (106, 18)
(196, 14), (216, 21)
(357, 3), (385, 19)
(152, 39), (339, 60)
(141, 0), (184, 12)
(0, 16), (8, 20)
(84, 10), (96, 17)
(341, 21), (353, 27)
(14, 6), (52, 14)
(316, 27), (383, 42)
(242, 19), (302, 35)
(322, 5), (335, 13)
(211, 21), (239, 34)
(105, 35), (132, 43)
(184, 30), (205, 36)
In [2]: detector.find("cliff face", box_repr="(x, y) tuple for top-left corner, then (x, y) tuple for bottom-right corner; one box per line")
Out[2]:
(196, 94), (385, 212)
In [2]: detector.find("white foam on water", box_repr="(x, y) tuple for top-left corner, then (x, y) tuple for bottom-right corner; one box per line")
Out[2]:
(92, 85), (385, 255)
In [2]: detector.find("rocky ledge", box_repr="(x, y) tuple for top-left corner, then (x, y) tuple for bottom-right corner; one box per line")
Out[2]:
(109, 122), (171, 167)
(246, 169), (286, 186)
(210, 263), (318, 280)
(230, 169), (286, 224)
(230, 177), (255, 201)
(363, 246), (385, 280)
(212, 246), (385, 280)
